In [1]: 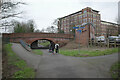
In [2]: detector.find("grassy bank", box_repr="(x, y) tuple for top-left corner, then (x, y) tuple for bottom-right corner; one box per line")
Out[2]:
(4, 44), (35, 78)
(60, 48), (118, 57)
(33, 49), (43, 55)
(110, 62), (120, 79)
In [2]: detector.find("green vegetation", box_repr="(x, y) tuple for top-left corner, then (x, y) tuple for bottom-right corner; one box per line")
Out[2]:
(39, 41), (50, 46)
(5, 44), (35, 78)
(33, 49), (43, 55)
(58, 30), (64, 33)
(13, 20), (35, 33)
(60, 48), (118, 57)
(110, 62), (120, 79)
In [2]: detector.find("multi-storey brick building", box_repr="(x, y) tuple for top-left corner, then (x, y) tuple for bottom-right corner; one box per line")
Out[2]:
(57, 7), (119, 46)
(58, 7), (101, 36)
(101, 20), (118, 37)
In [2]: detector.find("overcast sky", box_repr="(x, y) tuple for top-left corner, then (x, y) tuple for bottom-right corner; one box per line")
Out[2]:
(13, 0), (120, 30)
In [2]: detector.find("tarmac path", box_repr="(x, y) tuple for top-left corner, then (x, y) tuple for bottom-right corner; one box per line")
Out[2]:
(12, 43), (118, 78)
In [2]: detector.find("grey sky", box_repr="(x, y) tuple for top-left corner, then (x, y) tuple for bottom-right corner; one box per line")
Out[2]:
(17, 0), (119, 30)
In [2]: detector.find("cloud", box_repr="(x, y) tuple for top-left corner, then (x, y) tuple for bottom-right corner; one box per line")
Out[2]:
(17, 0), (118, 30)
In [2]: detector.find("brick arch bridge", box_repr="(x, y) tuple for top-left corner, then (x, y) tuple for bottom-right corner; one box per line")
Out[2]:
(3, 33), (74, 47)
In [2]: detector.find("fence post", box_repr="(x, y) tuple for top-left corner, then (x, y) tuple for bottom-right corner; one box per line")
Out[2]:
(90, 39), (92, 47)
(107, 39), (110, 48)
(114, 39), (116, 48)
(100, 39), (101, 47)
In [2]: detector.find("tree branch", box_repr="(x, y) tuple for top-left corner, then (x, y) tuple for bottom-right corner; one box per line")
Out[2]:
(0, 12), (23, 20)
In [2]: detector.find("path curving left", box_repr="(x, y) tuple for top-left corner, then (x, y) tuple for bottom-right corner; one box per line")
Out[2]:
(11, 43), (42, 70)
(12, 43), (118, 78)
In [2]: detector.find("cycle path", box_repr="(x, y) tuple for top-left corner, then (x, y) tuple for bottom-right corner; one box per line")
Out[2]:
(12, 43), (118, 78)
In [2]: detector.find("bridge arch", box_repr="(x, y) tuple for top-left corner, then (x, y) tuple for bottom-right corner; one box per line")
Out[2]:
(30, 38), (56, 49)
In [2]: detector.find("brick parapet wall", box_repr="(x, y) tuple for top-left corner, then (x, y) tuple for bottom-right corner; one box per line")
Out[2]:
(3, 33), (74, 39)
(3, 33), (74, 46)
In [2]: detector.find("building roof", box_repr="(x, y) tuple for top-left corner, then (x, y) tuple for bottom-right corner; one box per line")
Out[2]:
(58, 7), (99, 19)
(58, 10), (82, 19)
(101, 20), (118, 26)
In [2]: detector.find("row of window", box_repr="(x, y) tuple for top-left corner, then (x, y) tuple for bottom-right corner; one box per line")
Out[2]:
(61, 23), (100, 30)
(61, 13), (100, 23)
(61, 18), (100, 26)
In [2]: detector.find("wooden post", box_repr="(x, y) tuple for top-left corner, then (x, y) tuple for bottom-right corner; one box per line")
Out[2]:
(107, 38), (110, 48)
(93, 39), (95, 47)
(114, 39), (116, 48)
(100, 39), (101, 47)
(90, 39), (92, 47)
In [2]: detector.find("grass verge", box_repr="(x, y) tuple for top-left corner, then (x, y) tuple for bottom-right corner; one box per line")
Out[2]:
(4, 43), (35, 78)
(33, 49), (43, 55)
(60, 48), (118, 57)
(110, 61), (120, 79)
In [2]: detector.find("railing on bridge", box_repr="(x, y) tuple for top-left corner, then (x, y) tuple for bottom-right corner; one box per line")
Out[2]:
(19, 40), (31, 52)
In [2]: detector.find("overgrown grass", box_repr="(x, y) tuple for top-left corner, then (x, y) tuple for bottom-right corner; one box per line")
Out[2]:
(5, 43), (35, 78)
(60, 48), (118, 57)
(39, 42), (50, 46)
(110, 61), (120, 79)
(33, 49), (43, 55)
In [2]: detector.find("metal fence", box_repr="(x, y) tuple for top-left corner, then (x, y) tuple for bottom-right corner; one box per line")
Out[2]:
(19, 40), (31, 51)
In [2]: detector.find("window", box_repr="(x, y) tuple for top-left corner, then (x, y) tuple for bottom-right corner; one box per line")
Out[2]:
(79, 20), (82, 23)
(88, 18), (90, 22)
(79, 15), (82, 19)
(97, 15), (100, 19)
(91, 19), (92, 22)
(93, 14), (97, 18)
(86, 18), (87, 22)
(88, 13), (90, 17)
(83, 19), (85, 23)
(91, 14), (93, 17)
(83, 10), (87, 13)
(93, 19), (96, 23)
(84, 14), (87, 17)
(79, 12), (82, 15)
(83, 14), (85, 18)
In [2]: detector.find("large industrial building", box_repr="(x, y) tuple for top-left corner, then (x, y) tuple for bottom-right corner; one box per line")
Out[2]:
(58, 7), (119, 37)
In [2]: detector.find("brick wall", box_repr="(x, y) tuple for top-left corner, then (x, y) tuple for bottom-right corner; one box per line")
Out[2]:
(75, 25), (95, 46)
(3, 33), (74, 38)
(3, 33), (74, 46)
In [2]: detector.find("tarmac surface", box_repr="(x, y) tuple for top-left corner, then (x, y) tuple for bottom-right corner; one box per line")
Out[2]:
(12, 43), (118, 78)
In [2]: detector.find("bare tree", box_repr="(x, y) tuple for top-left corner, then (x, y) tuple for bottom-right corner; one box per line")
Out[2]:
(41, 28), (45, 33)
(53, 19), (59, 25)
(0, 0), (26, 32)
(0, 0), (26, 20)
(34, 29), (41, 33)
(45, 26), (57, 33)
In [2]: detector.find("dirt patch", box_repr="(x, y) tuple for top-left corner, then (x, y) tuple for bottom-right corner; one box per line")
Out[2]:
(60, 40), (80, 49)
(61, 40), (111, 51)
